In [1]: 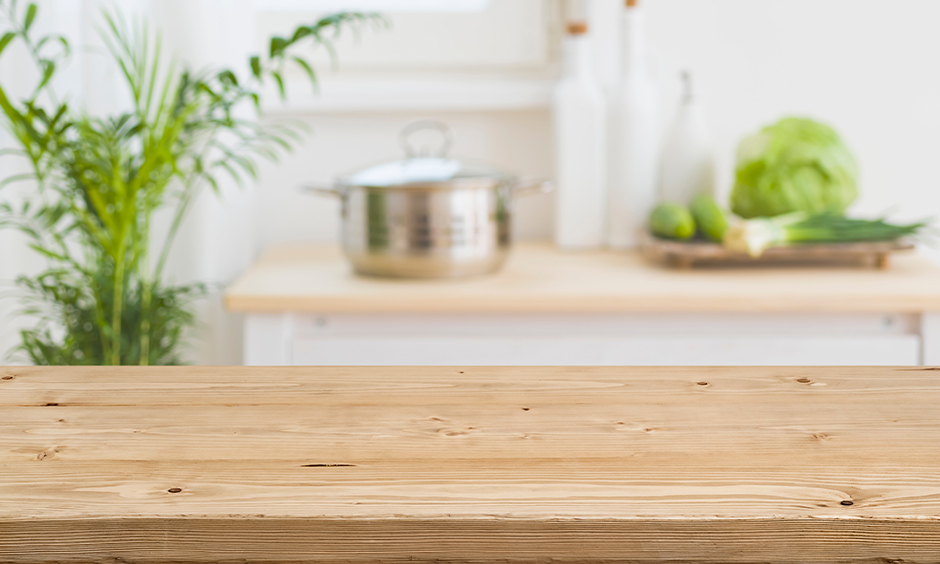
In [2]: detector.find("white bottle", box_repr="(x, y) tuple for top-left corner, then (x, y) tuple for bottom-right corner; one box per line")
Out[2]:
(607, 0), (659, 249)
(553, 21), (608, 249)
(659, 71), (716, 203)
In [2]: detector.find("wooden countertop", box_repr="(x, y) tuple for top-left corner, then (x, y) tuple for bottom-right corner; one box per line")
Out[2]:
(224, 243), (940, 314)
(3, 365), (940, 563)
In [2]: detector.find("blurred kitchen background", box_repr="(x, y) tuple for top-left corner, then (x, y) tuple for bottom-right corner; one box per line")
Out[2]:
(1, 0), (939, 365)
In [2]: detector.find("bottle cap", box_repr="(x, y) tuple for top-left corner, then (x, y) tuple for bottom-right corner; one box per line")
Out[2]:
(566, 22), (588, 35)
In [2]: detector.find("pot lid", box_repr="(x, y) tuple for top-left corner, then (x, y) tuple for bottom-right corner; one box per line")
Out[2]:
(338, 120), (511, 188)
(342, 157), (508, 187)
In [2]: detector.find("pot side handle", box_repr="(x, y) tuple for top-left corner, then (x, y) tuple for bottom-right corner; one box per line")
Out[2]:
(301, 183), (344, 198)
(513, 179), (555, 197)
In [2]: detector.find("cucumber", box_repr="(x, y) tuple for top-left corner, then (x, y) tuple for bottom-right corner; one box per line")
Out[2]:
(690, 193), (730, 242)
(649, 203), (696, 240)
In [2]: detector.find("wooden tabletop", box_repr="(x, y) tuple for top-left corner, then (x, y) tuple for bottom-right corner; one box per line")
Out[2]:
(2, 365), (940, 563)
(224, 243), (940, 314)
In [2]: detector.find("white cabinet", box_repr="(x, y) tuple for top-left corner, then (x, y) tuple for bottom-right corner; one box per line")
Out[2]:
(227, 244), (940, 367)
(251, 313), (922, 366)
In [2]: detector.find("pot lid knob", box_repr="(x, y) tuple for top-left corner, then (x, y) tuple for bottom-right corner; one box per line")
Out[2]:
(399, 119), (454, 159)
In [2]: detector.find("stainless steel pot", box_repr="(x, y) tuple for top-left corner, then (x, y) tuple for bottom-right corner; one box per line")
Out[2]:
(304, 120), (551, 279)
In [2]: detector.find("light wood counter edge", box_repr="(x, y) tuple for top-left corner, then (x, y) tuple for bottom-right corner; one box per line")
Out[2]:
(223, 243), (940, 314)
(223, 293), (940, 314)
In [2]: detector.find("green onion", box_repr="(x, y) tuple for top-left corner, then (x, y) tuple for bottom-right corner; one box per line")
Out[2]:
(724, 213), (927, 257)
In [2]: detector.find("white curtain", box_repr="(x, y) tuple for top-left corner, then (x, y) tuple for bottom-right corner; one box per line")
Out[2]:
(0, 0), (255, 364)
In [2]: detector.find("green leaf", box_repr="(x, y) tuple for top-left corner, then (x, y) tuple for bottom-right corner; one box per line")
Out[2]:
(23, 3), (37, 32)
(291, 56), (318, 91)
(0, 32), (16, 55)
(37, 60), (55, 90)
(0, 148), (26, 159)
(35, 34), (70, 59)
(218, 70), (238, 87)
(291, 26), (312, 43)
(0, 172), (35, 189)
(322, 41), (338, 69)
(28, 243), (69, 262)
(196, 82), (220, 102)
(269, 36), (287, 58)
(204, 172), (220, 195)
(47, 103), (68, 131)
(218, 160), (241, 185)
(56, 35), (70, 57)
(249, 55), (261, 79)
(271, 71), (285, 100)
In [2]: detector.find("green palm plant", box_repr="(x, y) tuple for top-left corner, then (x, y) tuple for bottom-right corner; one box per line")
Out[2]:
(0, 2), (383, 364)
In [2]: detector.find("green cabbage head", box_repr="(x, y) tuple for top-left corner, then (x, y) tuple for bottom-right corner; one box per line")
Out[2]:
(730, 117), (858, 218)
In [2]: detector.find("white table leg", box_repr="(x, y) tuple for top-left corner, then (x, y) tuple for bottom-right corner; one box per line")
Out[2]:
(921, 313), (940, 366)
(244, 314), (294, 365)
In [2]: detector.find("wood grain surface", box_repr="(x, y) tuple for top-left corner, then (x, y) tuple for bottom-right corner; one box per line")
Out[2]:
(640, 233), (913, 270)
(2, 366), (940, 563)
(223, 243), (940, 314)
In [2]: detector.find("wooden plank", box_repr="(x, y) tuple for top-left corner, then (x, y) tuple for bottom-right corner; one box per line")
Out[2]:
(3, 365), (939, 406)
(223, 243), (940, 314)
(3, 518), (940, 564)
(3, 366), (940, 563)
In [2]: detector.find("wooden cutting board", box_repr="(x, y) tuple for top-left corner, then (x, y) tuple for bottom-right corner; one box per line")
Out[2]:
(641, 232), (914, 269)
